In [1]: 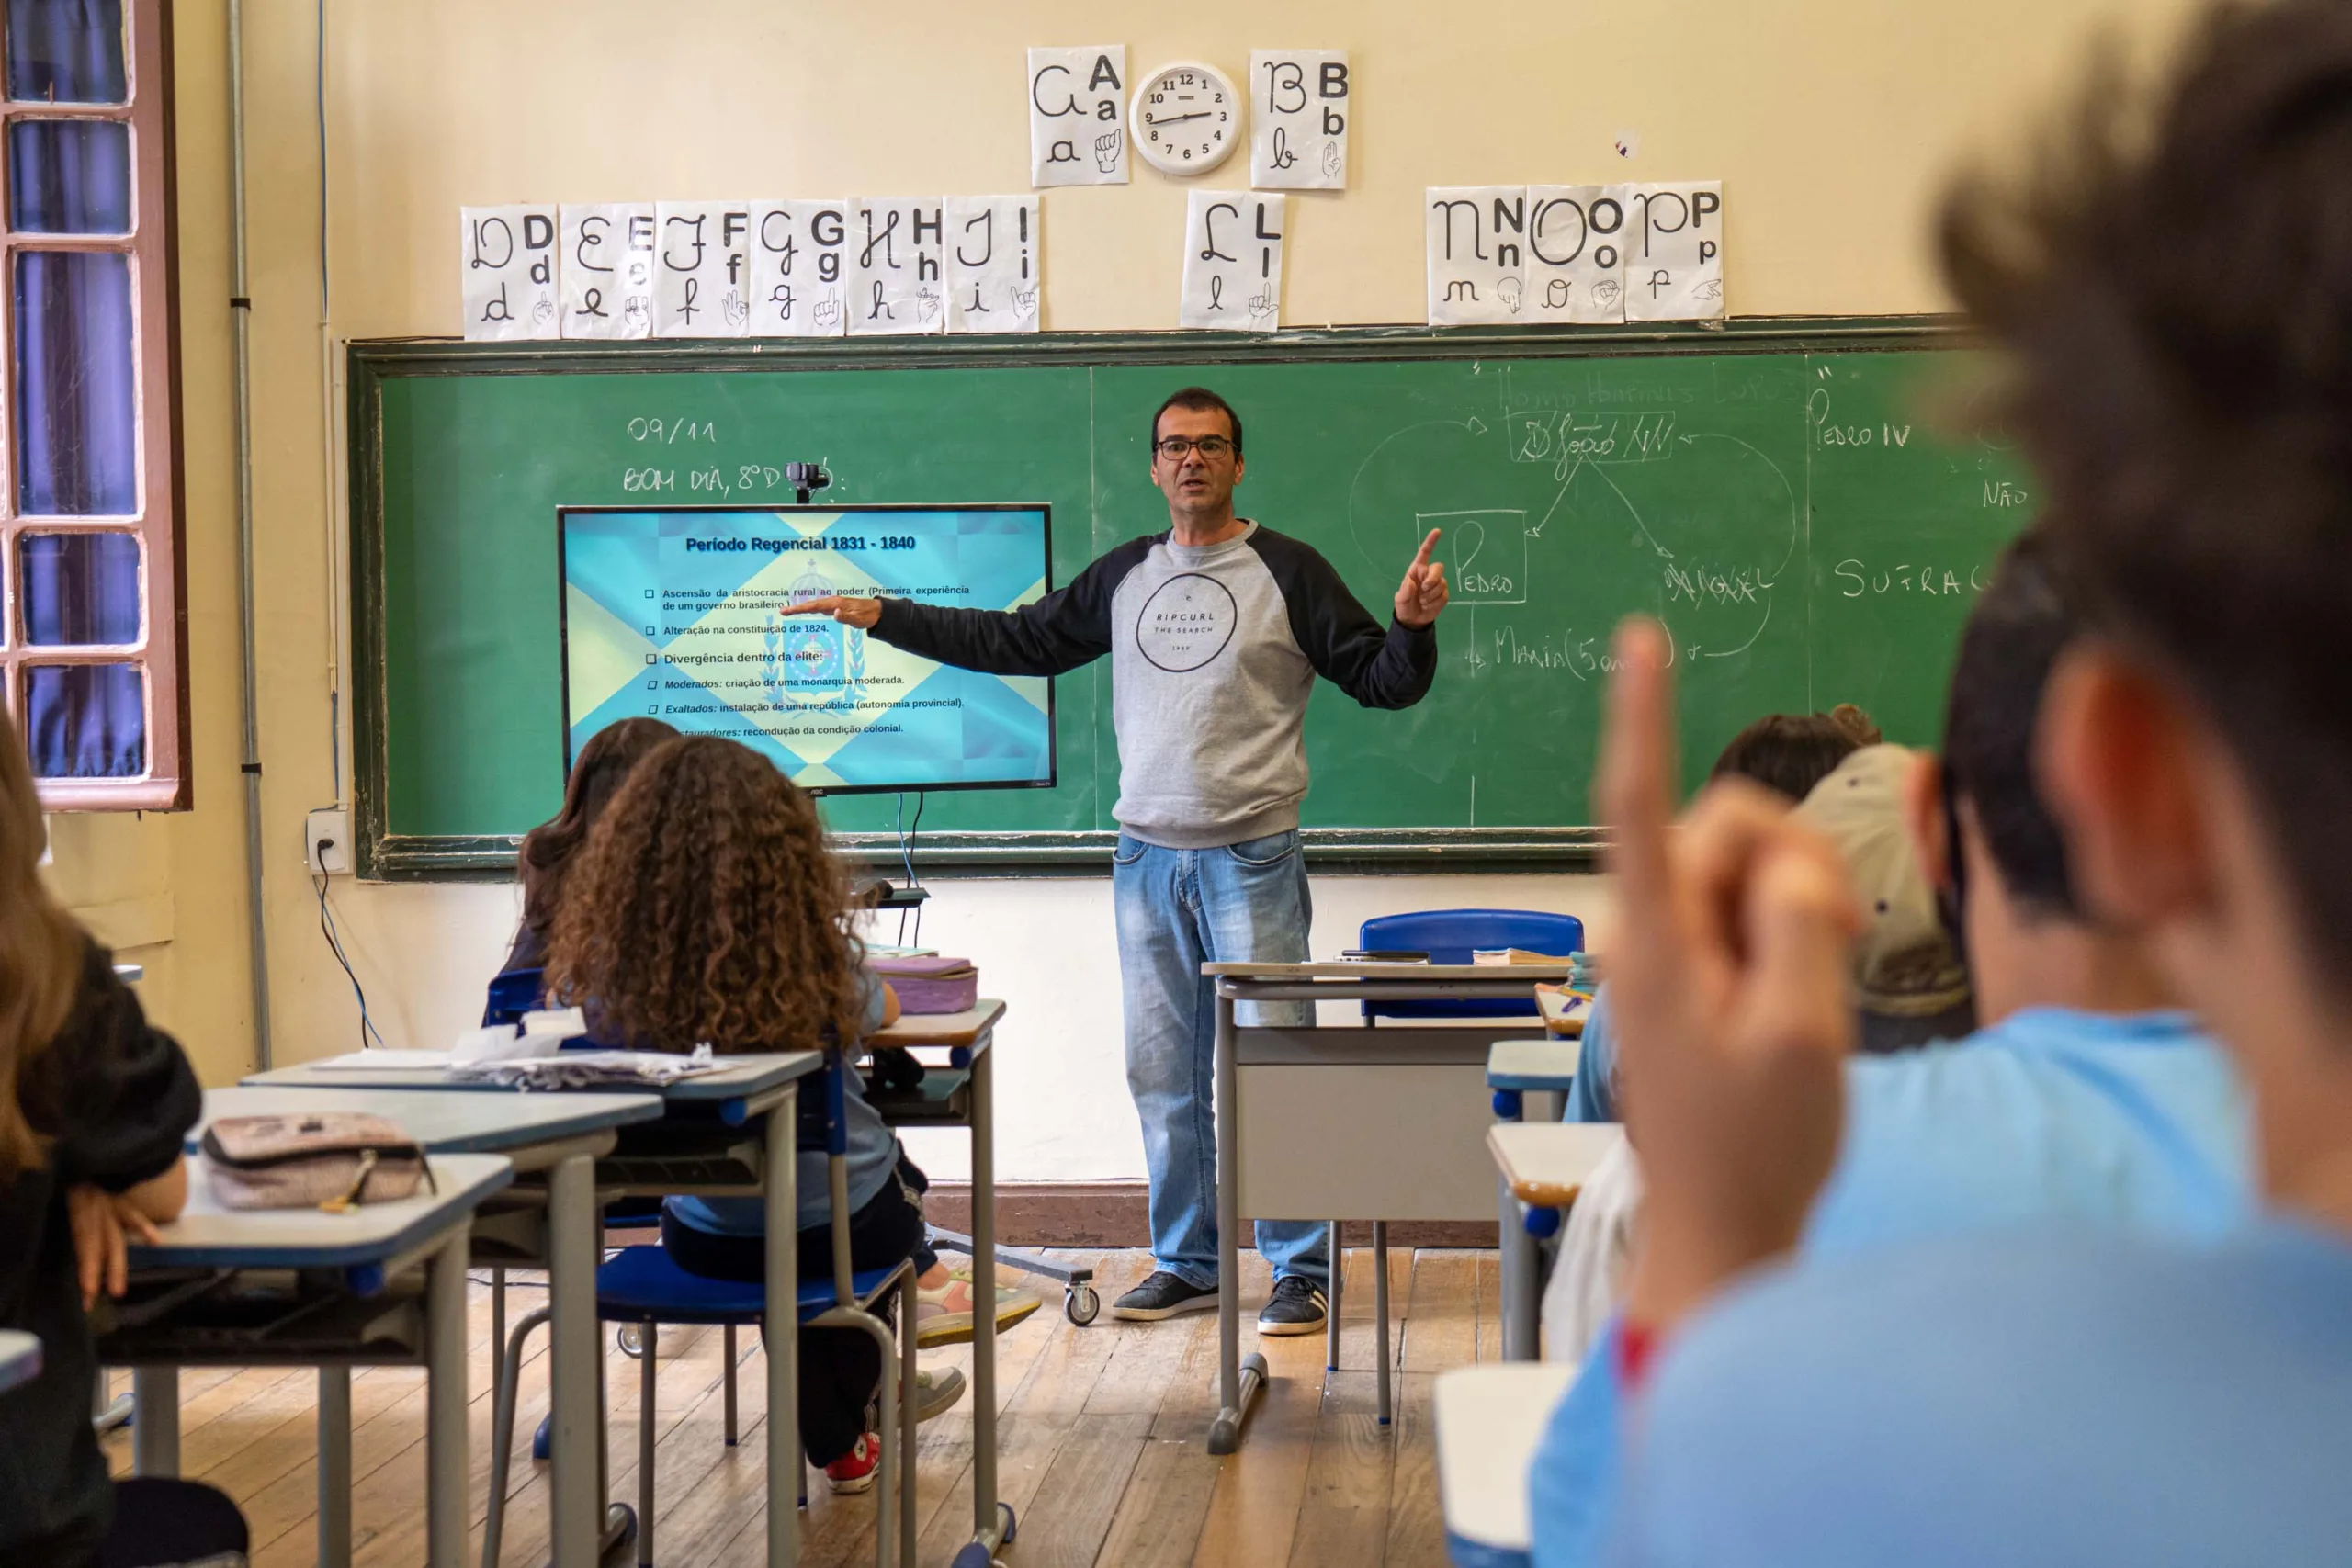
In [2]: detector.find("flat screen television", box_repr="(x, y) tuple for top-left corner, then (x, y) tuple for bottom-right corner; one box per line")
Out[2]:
(558, 503), (1055, 795)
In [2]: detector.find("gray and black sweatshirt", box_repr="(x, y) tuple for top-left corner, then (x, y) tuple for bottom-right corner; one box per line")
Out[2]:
(868, 522), (1438, 849)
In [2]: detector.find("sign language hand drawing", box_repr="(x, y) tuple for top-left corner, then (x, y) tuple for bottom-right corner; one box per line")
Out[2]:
(1095, 129), (1123, 173)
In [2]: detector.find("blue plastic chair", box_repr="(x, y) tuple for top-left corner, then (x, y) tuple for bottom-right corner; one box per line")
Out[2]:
(481, 1054), (923, 1568)
(481, 965), (545, 1028)
(1358, 909), (1585, 1021)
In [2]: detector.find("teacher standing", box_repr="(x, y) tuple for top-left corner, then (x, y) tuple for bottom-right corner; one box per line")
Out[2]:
(787, 387), (1450, 1335)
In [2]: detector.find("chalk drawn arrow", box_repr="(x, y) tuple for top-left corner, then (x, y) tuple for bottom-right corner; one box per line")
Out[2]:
(1346, 416), (1497, 571)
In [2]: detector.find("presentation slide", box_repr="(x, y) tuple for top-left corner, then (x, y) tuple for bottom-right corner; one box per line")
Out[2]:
(560, 506), (1054, 793)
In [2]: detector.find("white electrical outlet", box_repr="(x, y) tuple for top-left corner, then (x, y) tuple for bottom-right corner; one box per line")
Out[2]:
(306, 807), (352, 874)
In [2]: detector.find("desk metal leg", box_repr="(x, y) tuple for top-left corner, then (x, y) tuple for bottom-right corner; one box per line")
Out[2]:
(1502, 1183), (1539, 1362)
(765, 1086), (800, 1568)
(1209, 989), (1265, 1455)
(130, 1366), (177, 1475)
(318, 1367), (352, 1568)
(426, 1224), (470, 1568)
(969, 1036), (1008, 1551)
(1325, 1221), (1343, 1372)
(547, 1152), (602, 1565)
(1373, 1220), (1393, 1427)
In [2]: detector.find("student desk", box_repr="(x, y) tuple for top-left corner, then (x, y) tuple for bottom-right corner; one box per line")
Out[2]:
(190, 1085), (662, 1566)
(1434, 1361), (1577, 1567)
(1198, 961), (1569, 1453)
(1487, 1123), (1628, 1363)
(108, 1152), (512, 1568)
(1486, 1041), (1584, 1360)
(242, 1053), (819, 1568)
(0, 1327), (38, 1393)
(861, 999), (1017, 1566)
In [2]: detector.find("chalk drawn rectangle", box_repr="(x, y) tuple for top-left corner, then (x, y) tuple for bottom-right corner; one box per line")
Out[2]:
(1421, 509), (1527, 605)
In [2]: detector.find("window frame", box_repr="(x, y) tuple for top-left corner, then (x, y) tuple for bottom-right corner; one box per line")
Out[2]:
(0, 0), (187, 811)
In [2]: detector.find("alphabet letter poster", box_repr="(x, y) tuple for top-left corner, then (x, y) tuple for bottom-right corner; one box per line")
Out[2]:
(1250, 50), (1349, 190)
(1526, 185), (1631, 324)
(461, 205), (559, 341)
(849, 198), (946, 336)
(944, 196), (1041, 333)
(1180, 190), (1284, 332)
(1029, 46), (1128, 187)
(1624, 181), (1724, 321)
(749, 200), (849, 337)
(653, 201), (752, 339)
(560, 203), (653, 340)
(1425, 186), (1525, 327)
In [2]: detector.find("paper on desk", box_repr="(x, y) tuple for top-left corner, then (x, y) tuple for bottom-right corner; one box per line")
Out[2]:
(308, 1049), (454, 1070)
(448, 1044), (720, 1090)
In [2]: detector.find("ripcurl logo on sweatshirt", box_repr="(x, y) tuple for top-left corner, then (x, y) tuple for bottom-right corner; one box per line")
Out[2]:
(1136, 573), (1238, 672)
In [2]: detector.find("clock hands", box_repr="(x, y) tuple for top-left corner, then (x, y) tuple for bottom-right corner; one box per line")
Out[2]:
(1144, 110), (1212, 127)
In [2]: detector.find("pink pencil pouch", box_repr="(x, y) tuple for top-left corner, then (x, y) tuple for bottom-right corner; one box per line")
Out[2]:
(200, 1112), (431, 1212)
(870, 955), (978, 1015)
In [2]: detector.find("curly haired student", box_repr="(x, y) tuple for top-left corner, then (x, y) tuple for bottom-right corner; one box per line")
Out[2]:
(545, 735), (1038, 1492)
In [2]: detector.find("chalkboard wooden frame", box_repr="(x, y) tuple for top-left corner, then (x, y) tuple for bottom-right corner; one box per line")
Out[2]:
(349, 314), (1973, 882)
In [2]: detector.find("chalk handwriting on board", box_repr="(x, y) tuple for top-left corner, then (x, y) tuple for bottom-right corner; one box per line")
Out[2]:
(749, 200), (848, 338)
(1180, 191), (1283, 331)
(944, 195), (1041, 333)
(652, 201), (752, 339)
(1623, 181), (1724, 321)
(1425, 187), (1527, 327)
(1030, 46), (1128, 187)
(461, 204), (559, 341)
(848, 198), (946, 337)
(1250, 49), (1348, 190)
(560, 203), (653, 340)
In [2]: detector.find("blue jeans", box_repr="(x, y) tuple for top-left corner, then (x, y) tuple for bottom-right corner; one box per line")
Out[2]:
(1112, 828), (1330, 1289)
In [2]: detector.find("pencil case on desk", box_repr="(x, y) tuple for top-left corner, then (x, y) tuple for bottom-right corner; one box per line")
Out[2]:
(200, 1112), (431, 1212)
(869, 954), (978, 1014)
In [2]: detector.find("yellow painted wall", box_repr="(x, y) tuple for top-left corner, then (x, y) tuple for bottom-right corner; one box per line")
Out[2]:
(46, 2), (2196, 1150)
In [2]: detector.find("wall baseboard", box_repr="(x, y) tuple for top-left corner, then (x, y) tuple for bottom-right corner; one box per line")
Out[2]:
(922, 1181), (1498, 1250)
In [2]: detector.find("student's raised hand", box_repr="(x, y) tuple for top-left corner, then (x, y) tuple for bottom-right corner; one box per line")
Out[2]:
(1600, 618), (1860, 1334)
(67, 1182), (161, 1309)
(782, 595), (883, 629)
(1395, 529), (1450, 627)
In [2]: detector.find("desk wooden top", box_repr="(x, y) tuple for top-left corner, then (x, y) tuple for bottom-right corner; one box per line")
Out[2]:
(129, 1153), (514, 1269)
(869, 998), (1005, 1049)
(0, 1329), (37, 1393)
(1202, 961), (1575, 982)
(1436, 1362), (1577, 1556)
(197, 1086), (665, 1155)
(1486, 1122), (1626, 1207)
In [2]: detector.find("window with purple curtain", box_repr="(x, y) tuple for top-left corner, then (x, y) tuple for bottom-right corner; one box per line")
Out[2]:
(0, 0), (177, 804)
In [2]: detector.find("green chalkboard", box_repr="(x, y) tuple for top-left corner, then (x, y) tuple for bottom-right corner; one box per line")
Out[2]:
(350, 320), (2034, 879)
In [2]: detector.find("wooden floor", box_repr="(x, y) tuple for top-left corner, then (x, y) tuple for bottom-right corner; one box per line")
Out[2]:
(105, 1246), (1503, 1567)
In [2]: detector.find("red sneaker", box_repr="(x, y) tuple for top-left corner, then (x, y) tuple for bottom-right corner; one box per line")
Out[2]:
(823, 1432), (880, 1495)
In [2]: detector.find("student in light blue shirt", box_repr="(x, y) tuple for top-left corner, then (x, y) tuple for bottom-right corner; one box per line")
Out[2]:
(1532, 533), (2252, 1566)
(1585, 25), (2352, 1554)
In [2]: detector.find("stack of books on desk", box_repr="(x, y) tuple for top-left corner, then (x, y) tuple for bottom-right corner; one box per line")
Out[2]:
(1472, 948), (1575, 965)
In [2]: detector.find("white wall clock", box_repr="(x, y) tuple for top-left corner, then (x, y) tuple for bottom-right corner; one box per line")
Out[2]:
(1131, 60), (1242, 175)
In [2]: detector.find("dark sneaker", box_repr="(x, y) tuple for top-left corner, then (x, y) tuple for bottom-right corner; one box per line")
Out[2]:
(1255, 1275), (1328, 1336)
(1112, 1269), (1221, 1321)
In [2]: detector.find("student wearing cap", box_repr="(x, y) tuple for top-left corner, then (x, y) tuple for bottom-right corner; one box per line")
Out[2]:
(1528, 532), (2253, 1567)
(1563, 706), (1968, 1129)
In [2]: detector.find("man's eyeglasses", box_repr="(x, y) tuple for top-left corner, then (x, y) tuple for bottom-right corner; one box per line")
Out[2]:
(1154, 435), (1236, 460)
